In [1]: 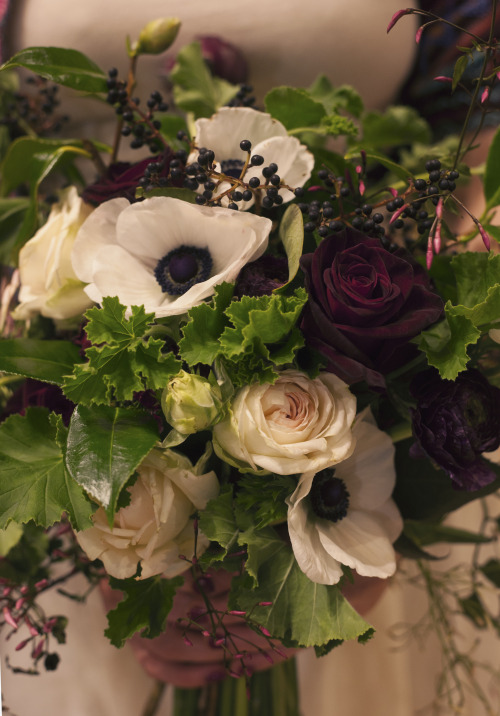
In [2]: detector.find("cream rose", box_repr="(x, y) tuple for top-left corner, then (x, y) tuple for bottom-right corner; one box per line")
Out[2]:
(212, 369), (356, 474)
(13, 187), (94, 320)
(75, 448), (219, 580)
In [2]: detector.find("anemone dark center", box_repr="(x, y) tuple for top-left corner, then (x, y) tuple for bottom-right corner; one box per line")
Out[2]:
(220, 159), (245, 179)
(154, 245), (213, 295)
(309, 469), (350, 523)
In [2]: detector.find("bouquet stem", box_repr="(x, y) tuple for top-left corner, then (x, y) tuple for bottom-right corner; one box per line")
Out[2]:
(172, 657), (301, 716)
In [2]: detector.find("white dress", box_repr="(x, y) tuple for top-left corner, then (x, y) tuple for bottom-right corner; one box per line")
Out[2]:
(3, 2), (497, 715)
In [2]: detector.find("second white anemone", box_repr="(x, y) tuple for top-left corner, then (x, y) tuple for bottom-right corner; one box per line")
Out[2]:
(71, 196), (271, 318)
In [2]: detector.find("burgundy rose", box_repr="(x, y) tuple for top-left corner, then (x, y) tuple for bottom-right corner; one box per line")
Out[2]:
(410, 368), (500, 491)
(196, 36), (248, 85)
(82, 152), (175, 206)
(299, 228), (443, 387)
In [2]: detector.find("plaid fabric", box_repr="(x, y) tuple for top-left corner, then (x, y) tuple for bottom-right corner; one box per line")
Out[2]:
(399, 0), (500, 135)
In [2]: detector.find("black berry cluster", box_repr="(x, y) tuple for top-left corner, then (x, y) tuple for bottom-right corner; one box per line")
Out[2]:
(226, 84), (257, 108)
(1, 76), (68, 139)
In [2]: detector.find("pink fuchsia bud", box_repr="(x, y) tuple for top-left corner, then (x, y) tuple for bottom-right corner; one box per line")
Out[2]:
(34, 579), (48, 591)
(497, 71), (500, 81)
(201, 630), (211, 637)
(258, 602), (273, 607)
(273, 647), (288, 659)
(390, 203), (409, 223)
(43, 618), (58, 634)
(3, 607), (18, 630)
(478, 223), (491, 250)
(233, 653), (244, 659)
(358, 180), (366, 196)
(387, 8), (414, 33)
(183, 636), (194, 647)
(434, 76), (452, 83)
(1, 586), (12, 597)
(433, 221), (442, 254)
(415, 25), (424, 43)
(15, 638), (30, 651)
(25, 617), (39, 637)
(214, 637), (226, 647)
(435, 197), (443, 219)
(31, 639), (45, 659)
(229, 670), (241, 679)
(228, 610), (246, 616)
(426, 233), (434, 270)
(15, 598), (26, 611)
(262, 652), (274, 665)
(481, 87), (490, 104)
(388, 187), (399, 198)
(20, 586), (29, 595)
(258, 625), (272, 637)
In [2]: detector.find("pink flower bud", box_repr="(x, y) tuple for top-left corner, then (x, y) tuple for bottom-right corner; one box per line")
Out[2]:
(481, 87), (490, 104)
(31, 639), (45, 659)
(389, 203), (409, 223)
(358, 180), (366, 196)
(43, 618), (58, 634)
(433, 222), (442, 254)
(435, 197), (443, 219)
(183, 636), (194, 647)
(3, 607), (18, 630)
(258, 625), (272, 637)
(478, 223), (491, 250)
(15, 639), (30, 651)
(201, 630), (211, 637)
(34, 579), (48, 591)
(262, 652), (274, 664)
(15, 598), (25, 611)
(386, 8), (413, 33)
(228, 610), (246, 616)
(25, 616), (39, 637)
(258, 602), (273, 607)
(415, 26), (424, 43)
(434, 76), (452, 83)
(426, 233), (434, 270)
(388, 187), (398, 198)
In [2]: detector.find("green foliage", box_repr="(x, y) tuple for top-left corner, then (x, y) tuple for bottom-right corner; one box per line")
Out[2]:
(105, 575), (183, 647)
(62, 297), (182, 405)
(403, 520), (493, 547)
(359, 106), (431, 149)
(66, 404), (159, 524)
(484, 125), (500, 209)
(308, 76), (364, 118)
(452, 54), (470, 92)
(0, 46), (107, 94)
(0, 197), (31, 264)
(0, 339), (83, 384)
(198, 486), (239, 562)
(234, 474), (297, 528)
(0, 522), (50, 584)
(480, 558), (500, 587)
(0, 409), (94, 531)
(169, 43), (238, 118)
(0, 522), (23, 557)
(277, 205), (304, 288)
(178, 283), (234, 365)
(230, 526), (372, 647)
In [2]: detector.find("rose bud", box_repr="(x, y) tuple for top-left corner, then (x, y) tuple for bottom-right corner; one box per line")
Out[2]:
(133, 17), (181, 56)
(162, 371), (223, 435)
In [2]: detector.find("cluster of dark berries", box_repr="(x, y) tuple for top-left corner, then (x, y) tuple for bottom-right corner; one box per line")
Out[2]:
(412, 159), (459, 203)
(226, 84), (256, 108)
(1, 76), (68, 138)
(106, 69), (169, 152)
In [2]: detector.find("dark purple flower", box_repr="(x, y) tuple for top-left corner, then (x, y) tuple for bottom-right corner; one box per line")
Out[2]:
(82, 152), (175, 206)
(195, 36), (248, 85)
(299, 228), (443, 387)
(410, 368), (500, 491)
(2, 379), (74, 425)
(234, 256), (288, 298)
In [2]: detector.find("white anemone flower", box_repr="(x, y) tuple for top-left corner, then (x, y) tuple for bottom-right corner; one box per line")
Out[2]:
(189, 107), (314, 208)
(287, 411), (403, 586)
(71, 196), (271, 317)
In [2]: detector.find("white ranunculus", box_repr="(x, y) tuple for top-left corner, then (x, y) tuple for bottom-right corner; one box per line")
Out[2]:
(287, 412), (403, 586)
(213, 369), (356, 475)
(71, 196), (271, 318)
(190, 107), (314, 208)
(75, 449), (219, 580)
(12, 187), (94, 320)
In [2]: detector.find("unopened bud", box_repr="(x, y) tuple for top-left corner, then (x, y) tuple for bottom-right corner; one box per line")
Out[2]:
(162, 371), (223, 435)
(134, 18), (181, 56)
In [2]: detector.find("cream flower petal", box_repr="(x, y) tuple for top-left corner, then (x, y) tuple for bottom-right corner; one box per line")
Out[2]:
(72, 197), (129, 282)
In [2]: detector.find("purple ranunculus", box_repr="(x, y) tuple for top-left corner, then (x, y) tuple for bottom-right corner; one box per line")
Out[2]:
(299, 228), (443, 387)
(410, 368), (500, 491)
(234, 255), (288, 298)
(82, 153), (175, 206)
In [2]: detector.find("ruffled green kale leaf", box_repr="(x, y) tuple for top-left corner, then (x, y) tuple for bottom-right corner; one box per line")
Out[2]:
(0, 408), (94, 531)
(178, 283), (234, 366)
(230, 526), (372, 647)
(418, 253), (500, 379)
(0, 47), (107, 94)
(0, 339), (83, 384)
(66, 404), (159, 525)
(170, 42), (238, 118)
(62, 297), (181, 405)
(105, 575), (183, 648)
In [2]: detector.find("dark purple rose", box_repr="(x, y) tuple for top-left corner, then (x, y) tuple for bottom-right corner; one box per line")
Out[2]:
(299, 228), (443, 387)
(410, 368), (500, 491)
(82, 153), (175, 206)
(234, 256), (288, 298)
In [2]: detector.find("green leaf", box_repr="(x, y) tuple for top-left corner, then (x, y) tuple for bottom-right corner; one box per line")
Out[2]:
(66, 404), (159, 523)
(484, 125), (500, 203)
(265, 87), (326, 130)
(452, 251), (500, 310)
(452, 54), (469, 92)
(278, 204), (304, 286)
(360, 106), (431, 149)
(0, 522), (23, 557)
(231, 527), (372, 647)
(198, 486), (239, 559)
(403, 520), (493, 547)
(63, 297), (182, 405)
(308, 77), (364, 118)
(417, 311), (480, 380)
(0, 198), (31, 263)
(0, 408), (94, 530)
(458, 592), (487, 628)
(0, 339), (83, 384)
(480, 558), (500, 587)
(170, 43), (238, 118)
(235, 474), (296, 529)
(178, 283), (235, 366)
(105, 575), (183, 648)
(0, 47), (107, 94)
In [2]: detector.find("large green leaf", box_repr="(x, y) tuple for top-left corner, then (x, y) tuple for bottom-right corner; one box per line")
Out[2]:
(0, 47), (107, 94)
(231, 527), (372, 647)
(178, 283), (234, 366)
(265, 87), (326, 131)
(484, 125), (500, 204)
(417, 312), (480, 380)
(105, 575), (183, 648)
(0, 408), (94, 530)
(360, 106), (431, 148)
(66, 404), (159, 523)
(0, 339), (83, 384)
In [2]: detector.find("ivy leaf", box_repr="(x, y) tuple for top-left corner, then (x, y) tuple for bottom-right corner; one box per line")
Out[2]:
(265, 87), (326, 131)
(105, 575), (183, 648)
(178, 283), (235, 366)
(62, 297), (182, 405)
(170, 43), (238, 118)
(230, 527), (372, 647)
(0, 408), (94, 531)
(0, 47), (107, 94)
(0, 339), (83, 384)
(66, 404), (159, 524)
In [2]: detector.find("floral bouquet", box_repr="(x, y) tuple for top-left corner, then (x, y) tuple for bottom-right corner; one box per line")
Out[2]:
(1, 7), (500, 716)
